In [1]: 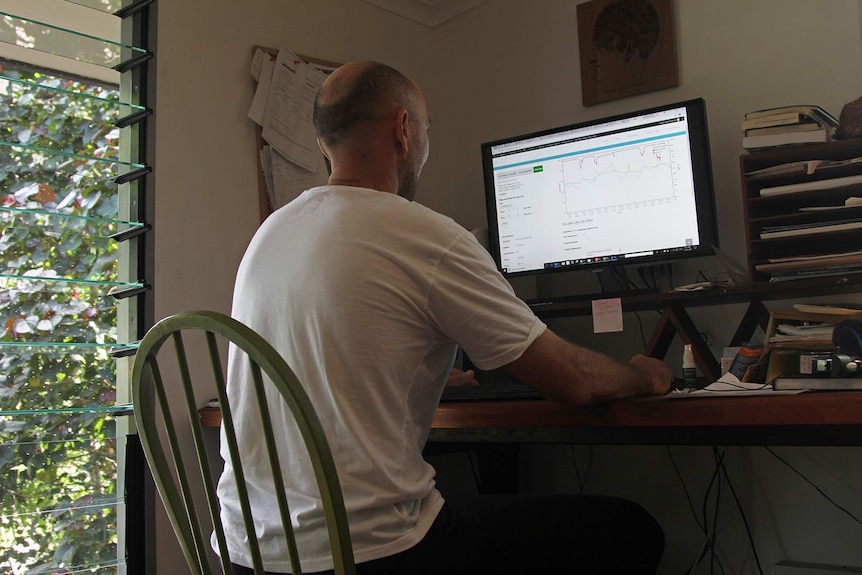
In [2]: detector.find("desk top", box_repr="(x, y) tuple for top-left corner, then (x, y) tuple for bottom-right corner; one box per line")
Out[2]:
(429, 392), (862, 446)
(201, 391), (862, 447)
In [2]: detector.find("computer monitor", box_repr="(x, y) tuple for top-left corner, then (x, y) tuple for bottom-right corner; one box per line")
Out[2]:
(481, 98), (718, 281)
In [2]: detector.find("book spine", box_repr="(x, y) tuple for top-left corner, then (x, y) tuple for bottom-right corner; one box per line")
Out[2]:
(743, 129), (830, 150)
(740, 112), (801, 130)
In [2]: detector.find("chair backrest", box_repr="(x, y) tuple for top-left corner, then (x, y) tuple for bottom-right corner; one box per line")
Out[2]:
(131, 310), (356, 575)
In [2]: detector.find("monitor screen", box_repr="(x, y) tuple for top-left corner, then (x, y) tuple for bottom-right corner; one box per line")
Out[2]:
(481, 98), (717, 278)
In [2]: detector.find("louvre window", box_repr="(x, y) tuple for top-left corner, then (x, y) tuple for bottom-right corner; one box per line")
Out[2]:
(0, 1), (152, 573)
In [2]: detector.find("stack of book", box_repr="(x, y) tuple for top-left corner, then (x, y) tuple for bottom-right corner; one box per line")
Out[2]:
(742, 105), (839, 150)
(765, 306), (862, 390)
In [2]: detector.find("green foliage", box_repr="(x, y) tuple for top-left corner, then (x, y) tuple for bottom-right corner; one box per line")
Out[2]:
(1, 64), (122, 573)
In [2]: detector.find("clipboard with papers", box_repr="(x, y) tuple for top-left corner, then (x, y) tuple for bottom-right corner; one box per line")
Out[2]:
(247, 46), (340, 221)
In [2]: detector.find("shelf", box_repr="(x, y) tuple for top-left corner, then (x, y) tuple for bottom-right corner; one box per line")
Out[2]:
(741, 138), (862, 283)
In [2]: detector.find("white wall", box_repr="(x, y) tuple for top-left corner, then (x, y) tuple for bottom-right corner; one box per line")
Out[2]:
(424, 0), (862, 572)
(153, 0), (862, 573)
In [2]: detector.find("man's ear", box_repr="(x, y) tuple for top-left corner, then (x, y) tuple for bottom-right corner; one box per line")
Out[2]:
(316, 138), (330, 159)
(316, 138), (333, 175)
(394, 108), (410, 157)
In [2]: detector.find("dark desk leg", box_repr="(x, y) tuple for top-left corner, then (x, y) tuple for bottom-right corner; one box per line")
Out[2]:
(730, 300), (771, 346)
(645, 304), (721, 382)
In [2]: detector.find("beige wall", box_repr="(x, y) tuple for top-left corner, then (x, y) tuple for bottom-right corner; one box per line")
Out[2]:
(153, 0), (862, 572)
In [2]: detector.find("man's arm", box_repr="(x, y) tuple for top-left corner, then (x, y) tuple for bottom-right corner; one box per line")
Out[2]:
(503, 329), (672, 407)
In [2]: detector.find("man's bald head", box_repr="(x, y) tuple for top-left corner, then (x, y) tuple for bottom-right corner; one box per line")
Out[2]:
(313, 61), (418, 149)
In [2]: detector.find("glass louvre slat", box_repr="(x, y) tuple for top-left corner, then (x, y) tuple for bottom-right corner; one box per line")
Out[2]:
(0, 404), (133, 416)
(1, 206), (144, 231)
(3, 493), (121, 521)
(1, 219), (118, 277)
(1, 273), (141, 292)
(0, 160), (121, 193)
(0, 348), (118, 410)
(0, 440), (120, 515)
(0, 11), (146, 71)
(64, 0), (131, 16)
(0, 341), (121, 350)
(0, 72), (146, 122)
(0, 71), (136, 162)
(63, 563), (124, 574)
(0, 162), (138, 241)
(0, 411), (119, 572)
(0, 213), (144, 275)
(0, 502), (119, 572)
(0, 140), (144, 170)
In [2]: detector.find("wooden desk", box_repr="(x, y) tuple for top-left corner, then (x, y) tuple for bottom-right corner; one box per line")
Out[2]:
(202, 391), (862, 446)
(429, 392), (862, 446)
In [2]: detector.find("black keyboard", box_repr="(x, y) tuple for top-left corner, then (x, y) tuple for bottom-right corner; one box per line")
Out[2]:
(439, 381), (543, 403)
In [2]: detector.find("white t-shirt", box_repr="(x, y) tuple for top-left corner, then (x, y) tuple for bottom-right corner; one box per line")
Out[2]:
(217, 186), (546, 572)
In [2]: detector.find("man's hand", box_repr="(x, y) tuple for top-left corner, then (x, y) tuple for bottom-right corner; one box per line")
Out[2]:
(628, 354), (673, 395)
(447, 368), (479, 387)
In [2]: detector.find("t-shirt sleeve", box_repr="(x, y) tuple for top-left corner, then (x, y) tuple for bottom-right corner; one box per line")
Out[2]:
(427, 232), (546, 371)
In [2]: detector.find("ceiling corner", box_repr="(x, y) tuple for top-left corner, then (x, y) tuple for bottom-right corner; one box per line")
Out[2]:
(358, 0), (490, 28)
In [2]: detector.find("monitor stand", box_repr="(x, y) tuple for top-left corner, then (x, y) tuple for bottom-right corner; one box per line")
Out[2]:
(593, 265), (659, 298)
(525, 266), (658, 305)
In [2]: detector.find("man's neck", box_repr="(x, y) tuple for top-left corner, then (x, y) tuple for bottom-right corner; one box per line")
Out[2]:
(327, 173), (396, 195)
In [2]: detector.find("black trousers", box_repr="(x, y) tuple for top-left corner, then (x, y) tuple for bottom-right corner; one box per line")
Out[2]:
(231, 493), (664, 575)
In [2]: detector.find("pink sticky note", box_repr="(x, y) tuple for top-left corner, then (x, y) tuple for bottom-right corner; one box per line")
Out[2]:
(592, 298), (623, 333)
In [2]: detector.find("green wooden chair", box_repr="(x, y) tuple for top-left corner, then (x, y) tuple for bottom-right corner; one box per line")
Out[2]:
(131, 310), (356, 575)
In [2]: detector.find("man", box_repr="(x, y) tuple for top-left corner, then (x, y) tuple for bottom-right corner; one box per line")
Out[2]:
(220, 61), (671, 575)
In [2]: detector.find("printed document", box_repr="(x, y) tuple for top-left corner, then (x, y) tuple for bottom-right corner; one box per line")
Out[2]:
(261, 47), (327, 172)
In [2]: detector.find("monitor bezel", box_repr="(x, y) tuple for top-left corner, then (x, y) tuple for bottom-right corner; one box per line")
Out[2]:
(481, 98), (718, 279)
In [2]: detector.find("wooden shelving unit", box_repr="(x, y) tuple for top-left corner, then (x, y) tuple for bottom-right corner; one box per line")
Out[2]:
(740, 138), (862, 283)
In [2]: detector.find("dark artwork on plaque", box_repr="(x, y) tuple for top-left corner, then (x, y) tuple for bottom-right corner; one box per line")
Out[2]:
(577, 0), (679, 106)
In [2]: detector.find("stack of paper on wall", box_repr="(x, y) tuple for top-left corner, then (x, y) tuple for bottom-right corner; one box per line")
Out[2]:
(248, 47), (335, 212)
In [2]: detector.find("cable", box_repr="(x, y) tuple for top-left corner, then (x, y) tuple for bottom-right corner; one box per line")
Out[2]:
(764, 446), (862, 526)
(570, 445), (593, 494)
(637, 266), (654, 290)
(709, 448), (722, 575)
(666, 447), (704, 532)
(687, 449), (725, 575)
(717, 450), (765, 575)
(466, 450), (483, 492)
(634, 311), (647, 348)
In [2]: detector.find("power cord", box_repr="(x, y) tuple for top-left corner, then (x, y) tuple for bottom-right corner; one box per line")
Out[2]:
(763, 446), (862, 526)
(676, 447), (764, 575)
(706, 448), (724, 575)
(717, 448), (764, 575)
(634, 311), (647, 349)
(667, 447), (704, 532)
(570, 445), (593, 494)
(466, 450), (483, 493)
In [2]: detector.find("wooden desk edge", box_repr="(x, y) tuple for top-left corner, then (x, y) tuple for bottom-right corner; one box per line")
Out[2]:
(200, 391), (862, 431)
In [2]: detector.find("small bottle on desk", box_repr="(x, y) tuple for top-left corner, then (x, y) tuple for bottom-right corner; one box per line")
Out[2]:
(683, 344), (697, 388)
